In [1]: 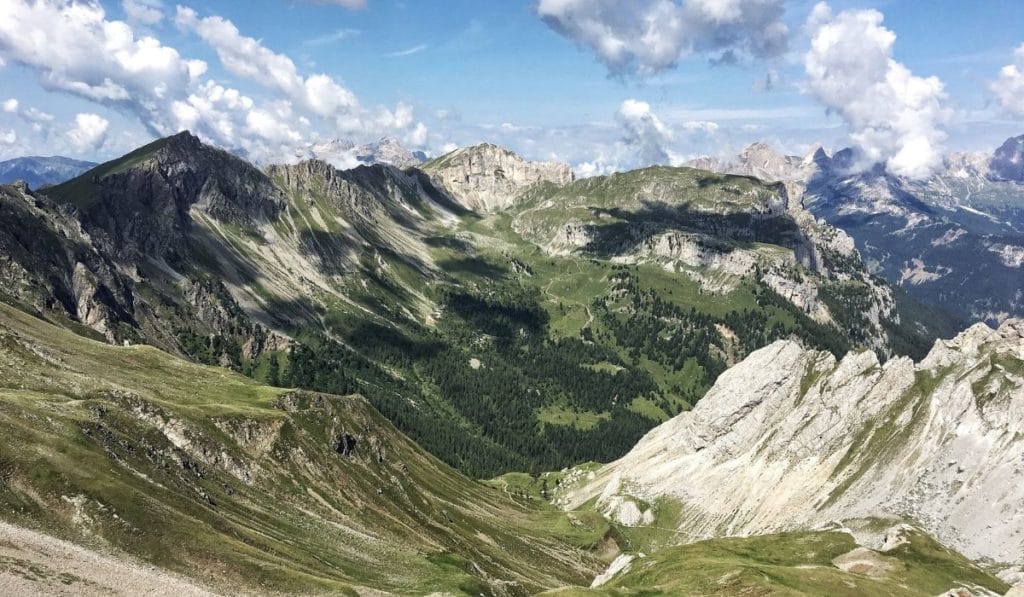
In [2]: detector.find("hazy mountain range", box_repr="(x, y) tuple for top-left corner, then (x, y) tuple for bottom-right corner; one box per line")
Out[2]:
(0, 155), (96, 188)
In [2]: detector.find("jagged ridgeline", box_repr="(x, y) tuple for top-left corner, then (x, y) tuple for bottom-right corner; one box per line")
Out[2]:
(0, 131), (953, 477)
(555, 320), (1024, 592)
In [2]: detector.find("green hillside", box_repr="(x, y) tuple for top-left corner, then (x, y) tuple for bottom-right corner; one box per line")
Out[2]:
(0, 303), (604, 594)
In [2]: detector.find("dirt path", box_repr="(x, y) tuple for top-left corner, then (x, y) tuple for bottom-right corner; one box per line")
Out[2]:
(0, 522), (220, 596)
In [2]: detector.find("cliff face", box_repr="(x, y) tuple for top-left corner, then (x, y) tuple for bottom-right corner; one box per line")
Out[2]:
(563, 319), (1024, 582)
(422, 143), (574, 212)
(509, 165), (901, 348)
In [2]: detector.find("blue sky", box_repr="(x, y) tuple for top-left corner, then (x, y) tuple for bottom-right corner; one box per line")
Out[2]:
(1, 0), (1023, 176)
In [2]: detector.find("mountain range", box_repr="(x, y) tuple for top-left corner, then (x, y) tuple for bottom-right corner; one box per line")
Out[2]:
(689, 135), (1024, 325)
(0, 131), (1019, 594)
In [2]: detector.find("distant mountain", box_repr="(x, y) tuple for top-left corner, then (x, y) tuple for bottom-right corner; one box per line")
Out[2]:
(310, 136), (427, 169)
(0, 155), (96, 188)
(691, 138), (1024, 324)
(990, 134), (1024, 182)
(422, 143), (574, 212)
(354, 136), (427, 168)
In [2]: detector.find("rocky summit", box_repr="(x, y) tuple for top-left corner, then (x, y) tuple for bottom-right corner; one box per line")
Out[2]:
(422, 143), (574, 212)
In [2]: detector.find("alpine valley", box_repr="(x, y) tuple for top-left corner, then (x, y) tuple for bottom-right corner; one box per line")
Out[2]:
(0, 132), (1020, 596)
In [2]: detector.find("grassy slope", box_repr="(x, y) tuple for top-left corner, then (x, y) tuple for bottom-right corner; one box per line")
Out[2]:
(542, 530), (1009, 596)
(0, 303), (604, 594)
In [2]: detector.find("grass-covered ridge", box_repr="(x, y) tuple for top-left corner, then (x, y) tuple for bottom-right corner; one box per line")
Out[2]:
(542, 529), (1009, 596)
(0, 303), (605, 594)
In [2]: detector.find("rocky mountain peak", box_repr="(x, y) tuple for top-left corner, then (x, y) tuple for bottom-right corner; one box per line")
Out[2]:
(422, 143), (574, 212)
(990, 134), (1024, 182)
(309, 136), (426, 169)
(45, 131), (286, 262)
(354, 136), (427, 168)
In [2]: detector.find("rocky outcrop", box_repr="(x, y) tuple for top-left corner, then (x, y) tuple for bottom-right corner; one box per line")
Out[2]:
(423, 143), (573, 212)
(0, 182), (136, 341)
(562, 319), (1024, 581)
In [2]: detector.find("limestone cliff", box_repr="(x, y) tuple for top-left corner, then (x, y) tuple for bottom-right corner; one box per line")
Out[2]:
(562, 319), (1024, 582)
(422, 143), (573, 212)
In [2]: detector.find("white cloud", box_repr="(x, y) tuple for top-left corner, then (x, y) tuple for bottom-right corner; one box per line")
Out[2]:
(0, 0), (204, 135)
(536, 0), (788, 77)
(804, 3), (951, 179)
(22, 107), (55, 124)
(67, 113), (109, 152)
(2, 97), (56, 135)
(405, 122), (428, 148)
(618, 99), (681, 166)
(991, 44), (1024, 116)
(123, 0), (164, 26)
(174, 5), (424, 145)
(0, 129), (17, 145)
(682, 120), (719, 133)
(0, 1), (425, 164)
(386, 44), (428, 57)
(303, 28), (360, 47)
(307, 0), (366, 8)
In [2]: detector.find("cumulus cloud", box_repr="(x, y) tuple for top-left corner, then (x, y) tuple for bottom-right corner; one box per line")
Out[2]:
(0, 0), (424, 163)
(618, 99), (681, 166)
(991, 44), (1024, 116)
(174, 6), (422, 141)
(0, 0), (205, 135)
(682, 120), (719, 133)
(67, 113), (109, 152)
(0, 129), (17, 145)
(405, 122), (428, 148)
(536, 0), (789, 77)
(2, 97), (56, 136)
(804, 3), (951, 179)
(306, 0), (367, 8)
(122, 0), (164, 26)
